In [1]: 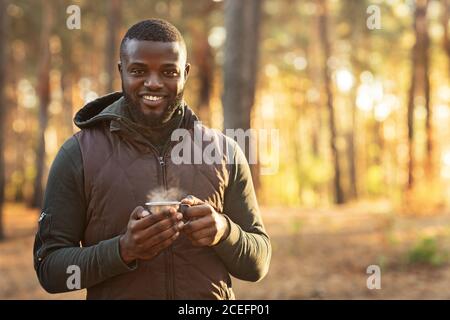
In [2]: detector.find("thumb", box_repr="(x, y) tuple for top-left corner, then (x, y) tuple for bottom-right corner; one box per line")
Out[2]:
(130, 206), (149, 220)
(180, 195), (204, 206)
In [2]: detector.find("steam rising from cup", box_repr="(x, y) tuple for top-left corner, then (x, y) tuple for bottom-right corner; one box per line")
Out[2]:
(145, 187), (186, 215)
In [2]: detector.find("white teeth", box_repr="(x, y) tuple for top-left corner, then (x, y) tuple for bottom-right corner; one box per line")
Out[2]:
(143, 95), (163, 101)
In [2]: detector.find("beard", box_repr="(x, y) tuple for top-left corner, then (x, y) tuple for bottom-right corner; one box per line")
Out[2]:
(123, 87), (184, 128)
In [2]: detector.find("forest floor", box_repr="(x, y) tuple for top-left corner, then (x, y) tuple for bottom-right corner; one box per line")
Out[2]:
(2, 201), (450, 300)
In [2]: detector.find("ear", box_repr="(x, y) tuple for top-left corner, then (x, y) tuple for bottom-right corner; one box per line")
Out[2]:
(184, 63), (191, 80)
(117, 61), (122, 74)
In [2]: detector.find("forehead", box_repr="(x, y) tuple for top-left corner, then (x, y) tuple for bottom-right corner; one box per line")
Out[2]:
(122, 39), (185, 64)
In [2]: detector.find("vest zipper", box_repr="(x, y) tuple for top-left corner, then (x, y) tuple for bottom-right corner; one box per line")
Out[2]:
(134, 114), (184, 300)
(157, 149), (175, 300)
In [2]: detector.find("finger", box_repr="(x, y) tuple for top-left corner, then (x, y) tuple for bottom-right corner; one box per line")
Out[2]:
(184, 204), (213, 220)
(130, 206), (145, 220)
(138, 209), (152, 219)
(180, 195), (204, 206)
(190, 227), (215, 241)
(182, 216), (212, 234)
(132, 211), (166, 231)
(139, 219), (184, 242)
(141, 226), (181, 252)
(134, 207), (182, 231)
(191, 237), (214, 247)
(131, 206), (159, 220)
(179, 204), (190, 218)
(140, 231), (180, 260)
(148, 205), (178, 217)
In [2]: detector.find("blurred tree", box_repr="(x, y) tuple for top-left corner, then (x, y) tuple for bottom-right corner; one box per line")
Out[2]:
(105, 0), (122, 93)
(58, 0), (80, 137)
(306, 3), (328, 202)
(407, 2), (419, 190)
(31, 1), (52, 208)
(0, 0), (8, 240)
(422, 0), (432, 179)
(443, 0), (450, 74)
(340, 0), (369, 200)
(407, 0), (431, 189)
(222, 0), (262, 188)
(60, 35), (76, 136)
(9, 39), (24, 202)
(179, 0), (221, 125)
(317, 0), (344, 204)
(190, 6), (215, 125)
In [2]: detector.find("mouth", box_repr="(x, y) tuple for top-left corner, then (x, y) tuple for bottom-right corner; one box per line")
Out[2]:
(140, 94), (166, 108)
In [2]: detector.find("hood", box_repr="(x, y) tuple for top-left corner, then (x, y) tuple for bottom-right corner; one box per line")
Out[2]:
(74, 92), (125, 129)
(73, 92), (200, 130)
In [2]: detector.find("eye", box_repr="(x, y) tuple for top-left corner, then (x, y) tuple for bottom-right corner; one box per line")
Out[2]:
(163, 70), (180, 78)
(130, 69), (145, 76)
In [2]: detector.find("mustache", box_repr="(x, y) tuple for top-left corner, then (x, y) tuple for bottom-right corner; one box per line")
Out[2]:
(122, 87), (185, 126)
(138, 91), (168, 97)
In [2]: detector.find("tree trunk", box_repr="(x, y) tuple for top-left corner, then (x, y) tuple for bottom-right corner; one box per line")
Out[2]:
(341, 0), (366, 201)
(61, 70), (74, 136)
(346, 130), (357, 198)
(407, 61), (416, 190)
(347, 65), (359, 200)
(31, 1), (52, 208)
(192, 24), (214, 126)
(420, 0), (432, 178)
(59, 0), (78, 138)
(347, 76), (359, 199)
(443, 0), (450, 75)
(9, 41), (24, 202)
(222, 0), (262, 189)
(308, 16), (327, 201)
(407, 4), (419, 190)
(317, 0), (344, 204)
(407, 0), (429, 190)
(307, 26), (321, 159)
(0, 0), (8, 240)
(60, 44), (77, 138)
(105, 0), (121, 93)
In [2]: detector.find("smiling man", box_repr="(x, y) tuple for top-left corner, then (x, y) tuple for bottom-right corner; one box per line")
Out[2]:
(33, 19), (271, 300)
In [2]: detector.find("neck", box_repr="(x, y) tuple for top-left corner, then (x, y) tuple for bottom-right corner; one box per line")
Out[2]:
(121, 99), (185, 150)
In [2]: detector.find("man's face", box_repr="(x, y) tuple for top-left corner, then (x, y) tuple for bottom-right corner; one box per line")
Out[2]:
(119, 39), (190, 124)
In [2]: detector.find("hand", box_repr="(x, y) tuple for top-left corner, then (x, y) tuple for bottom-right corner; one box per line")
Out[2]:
(119, 206), (184, 264)
(180, 195), (230, 247)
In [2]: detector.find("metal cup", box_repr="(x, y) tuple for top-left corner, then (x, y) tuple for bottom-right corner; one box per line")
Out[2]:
(144, 201), (190, 219)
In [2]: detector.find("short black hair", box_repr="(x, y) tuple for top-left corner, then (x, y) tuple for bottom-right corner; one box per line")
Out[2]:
(120, 19), (187, 61)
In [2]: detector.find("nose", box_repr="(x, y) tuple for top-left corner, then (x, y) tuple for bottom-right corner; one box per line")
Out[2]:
(144, 72), (163, 90)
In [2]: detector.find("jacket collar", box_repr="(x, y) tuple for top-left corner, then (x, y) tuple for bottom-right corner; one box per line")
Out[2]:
(74, 91), (200, 131)
(73, 92), (201, 152)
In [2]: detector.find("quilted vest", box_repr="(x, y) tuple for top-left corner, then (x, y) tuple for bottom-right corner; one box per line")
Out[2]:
(75, 104), (236, 299)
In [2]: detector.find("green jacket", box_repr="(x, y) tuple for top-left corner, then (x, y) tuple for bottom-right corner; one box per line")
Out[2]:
(33, 92), (271, 299)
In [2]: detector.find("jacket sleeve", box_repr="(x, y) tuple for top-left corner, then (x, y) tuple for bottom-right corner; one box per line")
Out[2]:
(33, 136), (136, 294)
(212, 140), (272, 282)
